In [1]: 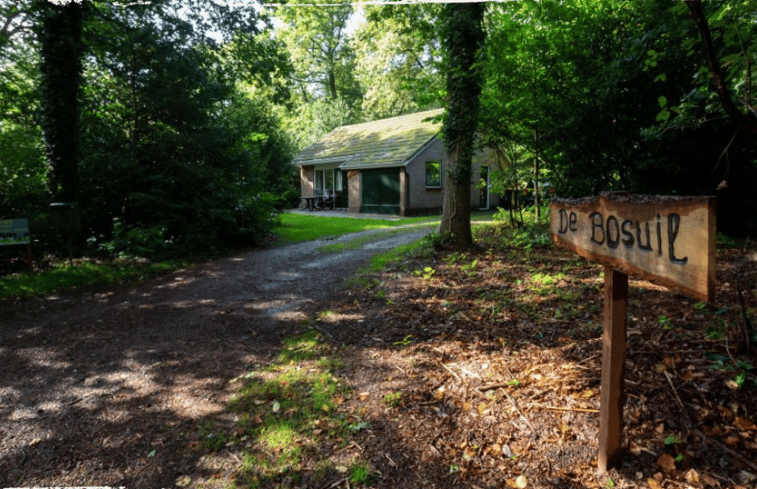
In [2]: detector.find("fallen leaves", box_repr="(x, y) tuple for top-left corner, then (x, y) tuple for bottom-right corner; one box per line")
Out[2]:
(684, 468), (700, 483)
(324, 228), (757, 489)
(656, 453), (676, 473)
(646, 477), (663, 489)
(507, 475), (528, 488)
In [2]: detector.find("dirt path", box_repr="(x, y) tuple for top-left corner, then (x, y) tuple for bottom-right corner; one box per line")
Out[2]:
(0, 224), (434, 488)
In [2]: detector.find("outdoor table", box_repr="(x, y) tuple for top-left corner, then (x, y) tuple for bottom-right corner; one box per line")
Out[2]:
(301, 196), (320, 211)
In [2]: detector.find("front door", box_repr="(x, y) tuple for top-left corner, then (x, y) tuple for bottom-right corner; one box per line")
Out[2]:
(361, 169), (400, 215)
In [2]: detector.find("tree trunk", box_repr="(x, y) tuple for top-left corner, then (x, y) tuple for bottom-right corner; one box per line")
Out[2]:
(440, 144), (473, 247)
(328, 69), (337, 100)
(36, 0), (85, 203)
(438, 2), (486, 248)
(533, 128), (540, 220)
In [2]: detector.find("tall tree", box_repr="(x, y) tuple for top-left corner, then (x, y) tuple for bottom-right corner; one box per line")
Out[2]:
(353, 4), (441, 119)
(275, 0), (359, 104)
(34, 0), (86, 203)
(439, 2), (486, 248)
(75, 1), (293, 253)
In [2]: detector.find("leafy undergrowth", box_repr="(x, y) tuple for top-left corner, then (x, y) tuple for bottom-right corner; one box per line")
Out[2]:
(308, 222), (757, 489)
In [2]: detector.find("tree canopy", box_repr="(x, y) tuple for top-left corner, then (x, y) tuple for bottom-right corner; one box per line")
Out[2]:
(1, 0), (295, 261)
(479, 0), (757, 235)
(1, 0), (756, 267)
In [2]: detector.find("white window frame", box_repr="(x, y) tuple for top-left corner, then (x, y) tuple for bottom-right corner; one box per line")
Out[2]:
(315, 168), (341, 194)
(425, 160), (442, 188)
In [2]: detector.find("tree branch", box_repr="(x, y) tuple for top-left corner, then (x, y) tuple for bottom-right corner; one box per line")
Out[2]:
(684, 0), (757, 134)
(1, 9), (32, 39)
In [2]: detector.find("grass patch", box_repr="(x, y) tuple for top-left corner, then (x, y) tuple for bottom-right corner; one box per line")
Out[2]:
(317, 228), (412, 253)
(366, 236), (434, 273)
(224, 328), (370, 488)
(274, 212), (438, 244)
(0, 259), (189, 299)
(348, 460), (376, 485)
(382, 392), (402, 409)
(345, 237), (433, 289)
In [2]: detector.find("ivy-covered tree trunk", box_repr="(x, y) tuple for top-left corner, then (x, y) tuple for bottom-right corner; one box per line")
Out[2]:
(35, 0), (85, 203)
(439, 2), (486, 248)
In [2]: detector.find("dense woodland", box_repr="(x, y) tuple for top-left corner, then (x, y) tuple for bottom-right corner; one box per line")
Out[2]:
(1, 0), (756, 263)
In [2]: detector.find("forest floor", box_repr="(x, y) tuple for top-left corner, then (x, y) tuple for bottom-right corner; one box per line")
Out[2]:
(1, 221), (756, 489)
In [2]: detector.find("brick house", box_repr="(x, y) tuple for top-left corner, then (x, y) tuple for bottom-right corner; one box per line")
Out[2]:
(293, 109), (501, 216)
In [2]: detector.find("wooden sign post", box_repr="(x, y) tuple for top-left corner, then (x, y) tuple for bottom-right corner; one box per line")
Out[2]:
(0, 218), (33, 270)
(550, 192), (716, 472)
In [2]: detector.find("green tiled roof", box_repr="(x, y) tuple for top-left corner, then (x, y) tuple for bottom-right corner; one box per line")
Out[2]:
(293, 109), (443, 170)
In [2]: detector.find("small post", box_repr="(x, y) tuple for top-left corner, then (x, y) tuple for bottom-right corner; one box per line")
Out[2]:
(25, 243), (34, 271)
(598, 266), (628, 472)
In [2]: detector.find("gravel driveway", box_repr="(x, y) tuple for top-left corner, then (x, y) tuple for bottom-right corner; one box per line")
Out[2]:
(0, 223), (435, 488)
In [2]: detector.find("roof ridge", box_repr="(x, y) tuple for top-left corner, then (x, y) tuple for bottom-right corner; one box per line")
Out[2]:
(332, 108), (443, 132)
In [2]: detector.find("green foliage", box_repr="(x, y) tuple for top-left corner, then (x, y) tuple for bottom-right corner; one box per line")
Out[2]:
(354, 4), (442, 120)
(0, 259), (188, 299)
(97, 219), (171, 260)
(664, 434), (682, 446)
(75, 6), (293, 256)
(275, 0), (361, 107)
(348, 460), (375, 485)
(0, 32), (43, 223)
(420, 266), (436, 280)
(501, 226), (551, 252)
(479, 0), (757, 235)
(382, 391), (402, 408)
(282, 97), (358, 153)
(1, 1), (293, 263)
(0, 122), (47, 215)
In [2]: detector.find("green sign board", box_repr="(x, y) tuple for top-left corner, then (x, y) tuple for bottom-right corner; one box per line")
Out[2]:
(0, 219), (30, 246)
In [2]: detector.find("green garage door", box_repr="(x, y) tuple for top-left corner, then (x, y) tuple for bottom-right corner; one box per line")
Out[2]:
(361, 169), (400, 215)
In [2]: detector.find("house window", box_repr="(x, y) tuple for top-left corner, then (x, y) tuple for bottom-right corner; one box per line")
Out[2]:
(315, 169), (340, 194)
(426, 161), (441, 188)
(314, 170), (322, 192)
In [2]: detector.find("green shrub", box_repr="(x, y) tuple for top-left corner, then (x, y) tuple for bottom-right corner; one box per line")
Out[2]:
(97, 218), (172, 260)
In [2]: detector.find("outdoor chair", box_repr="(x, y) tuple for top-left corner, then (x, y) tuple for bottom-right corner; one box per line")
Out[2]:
(321, 190), (335, 210)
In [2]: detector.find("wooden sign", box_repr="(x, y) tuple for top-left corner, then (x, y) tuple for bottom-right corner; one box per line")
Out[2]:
(0, 218), (30, 246)
(549, 192), (716, 472)
(550, 193), (716, 302)
(0, 218), (33, 270)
